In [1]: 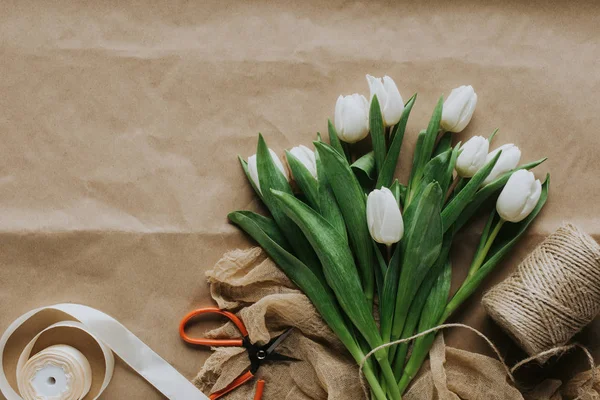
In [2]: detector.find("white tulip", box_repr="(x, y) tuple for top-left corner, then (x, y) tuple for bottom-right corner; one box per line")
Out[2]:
(440, 85), (478, 133)
(247, 149), (289, 193)
(366, 187), (404, 245)
(496, 170), (542, 223)
(482, 144), (521, 185)
(366, 75), (404, 126)
(289, 145), (318, 179)
(456, 136), (489, 178)
(334, 94), (370, 143)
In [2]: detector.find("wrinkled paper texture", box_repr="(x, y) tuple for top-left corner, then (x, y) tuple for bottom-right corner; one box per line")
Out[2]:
(1, 0), (600, 398)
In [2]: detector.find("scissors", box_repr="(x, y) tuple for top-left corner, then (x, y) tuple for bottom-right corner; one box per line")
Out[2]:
(180, 307), (296, 400)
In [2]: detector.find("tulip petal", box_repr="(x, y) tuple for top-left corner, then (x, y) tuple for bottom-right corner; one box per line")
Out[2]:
(367, 74), (388, 109)
(496, 169), (542, 223)
(456, 135), (489, 178)
(483, 144), (521, 185)
(382, 76), (404, 126)
(441, 85), (477, 133)
(335, 94), (369, 143)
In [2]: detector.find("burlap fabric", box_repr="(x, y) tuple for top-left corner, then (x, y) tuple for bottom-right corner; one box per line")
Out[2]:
(193, 247), (598, 399)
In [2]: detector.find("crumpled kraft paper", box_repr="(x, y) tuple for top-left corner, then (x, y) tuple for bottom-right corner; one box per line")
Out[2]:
(1, 1), (600, 398)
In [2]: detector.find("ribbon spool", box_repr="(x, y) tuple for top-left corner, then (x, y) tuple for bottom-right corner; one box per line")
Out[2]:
(1, 304), (210, 400)
(483, 224), (600, 362)
(17, 344), (92, 399)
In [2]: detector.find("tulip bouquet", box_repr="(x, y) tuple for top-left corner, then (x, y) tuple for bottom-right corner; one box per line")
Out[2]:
(229, 75), (549, 399)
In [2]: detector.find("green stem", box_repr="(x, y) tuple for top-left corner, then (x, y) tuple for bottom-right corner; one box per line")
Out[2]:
(387, 309), (408, 364)
(466, 218), (505, 280)
(366, 275), (375, 310)
(346, 341), (388, 400)
(374, 349), (402, 400)
(388, 124), (395, 144)
(342, 142), (353, 163)
(433, 128), (446, 149)
(444, 176), (462, 203)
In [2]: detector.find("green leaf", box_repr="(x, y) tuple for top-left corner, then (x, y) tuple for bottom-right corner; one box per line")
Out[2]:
(372, 242), (387, 303)
(327, 119), (347, 160)
(389, 182), (443, 352)
(270, 189), (386, 344)
(228, 211), (374, 384)
(441, 149), (502, 232)
(369, 95), (386, 176)
(433, 131), (452, 157)
(314, 141), (375, 304)
(229, 211), (292, 252)
(316, 149), (348, 242)
(407, 97), (444, 204)
(398, 259), (452, 393)
(256, 135), (323, 279)
(270, 190), (402, 400)
(445, 142), (462, 189)
(351, 151), (376, 191)
(421, 96), (444, 161)
(376, 94), (417, 189)
(286, 150), (319, 210)
(419, 259), (452, 331)
(470, 210), (497, 272)
(380, 244), (402, 343)
(488, 128), (499, 143)
(444, 175), (551, 319)
(420, 149), (452, 198)
(389, 179), (406, 207)
(406, 130), (427, 206)
(453, 157), (548, 231)
(392, 232), (452, 375)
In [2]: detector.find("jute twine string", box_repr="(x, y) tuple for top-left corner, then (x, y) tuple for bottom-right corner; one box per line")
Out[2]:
(482, 224), (600, 362)
(358, 324), (596, 399)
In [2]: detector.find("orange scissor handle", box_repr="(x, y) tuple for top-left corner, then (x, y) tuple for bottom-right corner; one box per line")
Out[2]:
(253, 380), (265, 400)
(179, 307), (248, 347)
(209, 370), (255, 399)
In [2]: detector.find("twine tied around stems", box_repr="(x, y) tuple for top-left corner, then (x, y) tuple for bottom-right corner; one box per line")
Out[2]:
(358, 324), (596, 399)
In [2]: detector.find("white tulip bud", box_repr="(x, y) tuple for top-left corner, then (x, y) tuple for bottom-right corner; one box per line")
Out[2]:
(289, 145), (318, 179)
(496, 170), (542, 223)
(482, 144), (521, 185)
(334, 94), (370, 143)
(366, 187), (404, 245)
(366, 75), (405, 127)
(247, 149), (289, 193)
(440, 85), (478, 133)
(456, 136), (489, 178)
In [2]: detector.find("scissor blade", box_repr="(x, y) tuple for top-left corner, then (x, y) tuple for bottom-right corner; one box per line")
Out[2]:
(264, 328), (294, 356)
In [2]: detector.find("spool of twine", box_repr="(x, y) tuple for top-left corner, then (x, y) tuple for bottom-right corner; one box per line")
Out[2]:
(482, 223), (600, 363)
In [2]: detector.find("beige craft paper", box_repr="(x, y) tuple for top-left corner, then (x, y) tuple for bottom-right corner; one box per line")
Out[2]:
(1, 1), (600, 398)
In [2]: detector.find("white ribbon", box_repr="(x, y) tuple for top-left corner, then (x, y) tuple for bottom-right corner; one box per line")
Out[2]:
(0, 304), (209, 400)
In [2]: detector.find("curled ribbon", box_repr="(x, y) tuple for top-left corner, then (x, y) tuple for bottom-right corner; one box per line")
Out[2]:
(0, 304), (209, 400)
